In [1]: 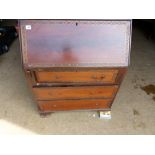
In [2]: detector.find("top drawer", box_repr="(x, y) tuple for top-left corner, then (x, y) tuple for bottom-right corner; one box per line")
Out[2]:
(35, 69), (118, 84)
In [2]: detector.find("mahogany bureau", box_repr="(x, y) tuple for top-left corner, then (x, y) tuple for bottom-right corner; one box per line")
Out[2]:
(19, 20), (132, 118)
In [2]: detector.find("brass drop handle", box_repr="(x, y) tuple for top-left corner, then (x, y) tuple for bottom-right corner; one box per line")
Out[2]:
(100, 75), (105, 79)
(91, 75), (105, 79)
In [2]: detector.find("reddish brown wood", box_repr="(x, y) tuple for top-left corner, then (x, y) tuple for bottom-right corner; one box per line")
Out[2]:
(38, 99), (112, 111)
(20, 20), (131, 68)
(35, 69), (118, 84)
(19, 20), (132, 114)
(33, 85), (118, 100)
(115, 68), (127, 84)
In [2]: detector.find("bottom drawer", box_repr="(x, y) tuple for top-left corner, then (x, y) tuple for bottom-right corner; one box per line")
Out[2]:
(38, 99), (112, 112)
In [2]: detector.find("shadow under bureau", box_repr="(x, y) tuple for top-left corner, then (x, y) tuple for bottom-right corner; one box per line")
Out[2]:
(19, 20), (132, 118)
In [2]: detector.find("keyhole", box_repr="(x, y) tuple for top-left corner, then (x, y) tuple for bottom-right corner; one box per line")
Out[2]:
(76, 22), (78, 26)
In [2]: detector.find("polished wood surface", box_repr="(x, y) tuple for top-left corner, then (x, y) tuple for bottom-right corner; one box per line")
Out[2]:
(38, 99), (112, 111)
(20, 20), (131, 68)
(19, 20), (132, 114)
(33, 85), (118, 100)
(35, 69), (118, 84)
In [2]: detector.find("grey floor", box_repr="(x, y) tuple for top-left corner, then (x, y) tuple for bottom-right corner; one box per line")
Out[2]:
(0, 27), (155, 134)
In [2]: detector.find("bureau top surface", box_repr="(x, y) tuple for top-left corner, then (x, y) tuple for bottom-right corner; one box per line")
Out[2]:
(20, 20), (131, 68)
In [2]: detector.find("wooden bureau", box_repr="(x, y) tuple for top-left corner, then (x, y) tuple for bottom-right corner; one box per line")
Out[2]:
(19, 20), (132, 117)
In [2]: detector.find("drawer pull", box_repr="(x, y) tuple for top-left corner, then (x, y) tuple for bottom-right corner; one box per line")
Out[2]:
(91, 75), (105, 80)
(100, 75), (105, 79)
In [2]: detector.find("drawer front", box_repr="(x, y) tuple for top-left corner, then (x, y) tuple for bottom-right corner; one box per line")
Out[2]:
(33, 86), (118, 100)
(38, 99), (112, 111)
(35, 70), (118, 84)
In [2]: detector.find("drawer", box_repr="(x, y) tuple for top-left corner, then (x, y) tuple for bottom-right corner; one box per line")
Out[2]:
(38, 99), (112, 111)
(35, 70), (118, 84)
(33, 85), (118, 100)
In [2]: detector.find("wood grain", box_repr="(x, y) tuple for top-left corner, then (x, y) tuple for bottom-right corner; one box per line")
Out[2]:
(33, 85), (118, 100)
(19, 20), (131, 113)
(20, 20), (131, 68)
(35, 69), (118, 84)
(38, 99), (112, 111)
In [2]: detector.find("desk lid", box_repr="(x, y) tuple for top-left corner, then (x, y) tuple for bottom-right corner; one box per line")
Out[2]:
(20, 20), (131, 68)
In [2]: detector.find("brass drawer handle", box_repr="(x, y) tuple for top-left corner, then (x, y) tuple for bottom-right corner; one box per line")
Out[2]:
(100, 75), (105, 79)
(91, 75), (105, 80)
